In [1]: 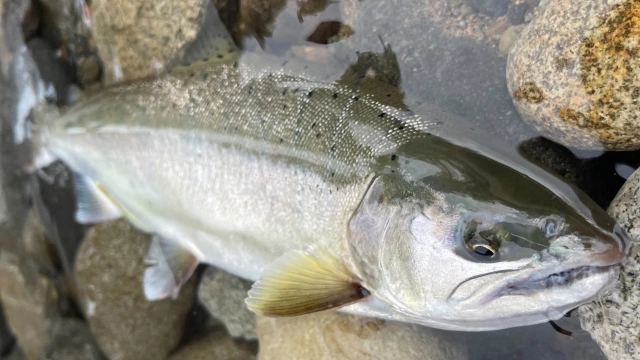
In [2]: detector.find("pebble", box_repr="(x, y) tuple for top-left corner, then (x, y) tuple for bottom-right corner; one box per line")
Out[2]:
(579, 167), (640, 360)
(499, 24), (525, 56)
(257, 311), (468, 360)
(507, 0), (640, 150)
(74, 220), (197, 360)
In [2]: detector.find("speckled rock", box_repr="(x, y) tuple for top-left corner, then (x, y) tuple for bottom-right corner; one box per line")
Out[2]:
(36, 319), (105, 360)
(167, 331), (256, 360)
(74, 220), (197, 360)
(507, 0), (640, 151)
(91, 0), (203, 83)
(579, 167), (640, 360)
(198, 267), (257, 340)
(257, 312), (468, 360)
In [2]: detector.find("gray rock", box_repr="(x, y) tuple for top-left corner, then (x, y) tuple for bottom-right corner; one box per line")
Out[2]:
(198, 267), (257, 340)
(465, 0), (510, 17)
(579, 167), (640, 360)
(167, 331), (256, 360)
(36, 319), (105, 360)
(74, 220), (197, 360)
(1, 346), (24, 360)
(507, 0), (640, 151)
(257, 312), (468, 360)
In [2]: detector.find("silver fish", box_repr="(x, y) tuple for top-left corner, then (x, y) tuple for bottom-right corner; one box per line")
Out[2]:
(32, 5), (628, 331)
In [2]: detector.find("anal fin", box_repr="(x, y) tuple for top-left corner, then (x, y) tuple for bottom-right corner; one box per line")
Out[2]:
(72, 172), (122, 224)
(245, 249), (370, 317)
(143, 235), (199, 300)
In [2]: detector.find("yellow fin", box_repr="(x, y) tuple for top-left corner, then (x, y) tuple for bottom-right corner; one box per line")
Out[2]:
(245, 249), (369, 317)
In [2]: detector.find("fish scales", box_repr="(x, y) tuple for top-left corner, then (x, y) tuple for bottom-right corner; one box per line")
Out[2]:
(47, 61), (429, 279)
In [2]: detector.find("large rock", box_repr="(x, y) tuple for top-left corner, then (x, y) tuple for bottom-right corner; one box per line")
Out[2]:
(579, 167), (640, 359)
(507, 0), (640, 151)
(167, 331), (256, 360)
(256, 312), (468, 360)
(198, 267), (257, 340)
(91, 0), (204, 83)
(74, 220), (197, 360)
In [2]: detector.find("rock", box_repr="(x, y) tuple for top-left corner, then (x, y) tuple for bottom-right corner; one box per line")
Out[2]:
(507, 1), (529, 24)
(91, 0), (204, 83)
(0, 252), (61, 360)
(578, 167), (640, 360)
(198, 267), (257, 340)
(465, 0), (510, 17)
(36, 319), (105, 360)
(21, 1), (41, 41)
(74, 220), (197, 360)
(2, 346), (24, 360)
(499, 24), (525, 56)
(507, 0), (640, 151)
(167, 331), (256, 360)
(256, 312), (468, 360)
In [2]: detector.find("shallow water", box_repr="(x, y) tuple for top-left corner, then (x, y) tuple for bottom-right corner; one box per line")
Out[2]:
(1, 0), (639, 359)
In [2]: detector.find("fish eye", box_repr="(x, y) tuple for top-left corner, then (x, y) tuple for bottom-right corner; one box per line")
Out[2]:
(462, 220), (500, 259)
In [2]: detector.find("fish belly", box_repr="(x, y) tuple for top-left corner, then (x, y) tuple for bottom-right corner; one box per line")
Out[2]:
(47, 128), (370, 280)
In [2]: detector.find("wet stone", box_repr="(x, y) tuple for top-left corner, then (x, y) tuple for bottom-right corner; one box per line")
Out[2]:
(36, 318), (105, 360)
(74, 220), (197, 360)
(257, 311), (468, 360)
(0, 306), (15, 357)
(499, 24), (525, 56)
(197, 267), (257, 340)
(91, 0), (204, 83)
(167, 330), (256, 360)
(579, 167), (640, 360)
(26, 38), (77, 106)
(507, 0), (640, 150)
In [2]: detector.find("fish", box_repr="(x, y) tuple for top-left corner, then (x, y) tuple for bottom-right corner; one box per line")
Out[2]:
(27, 3), (629, 331)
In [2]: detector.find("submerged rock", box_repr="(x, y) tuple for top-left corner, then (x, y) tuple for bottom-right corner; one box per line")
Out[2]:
(579, 167), (640, 360)
(257, 312), (468, 360)
(198, 267), (257, 340)
(465, 0), (510, 17)
(507, 0), (640, 151)
(167, 331), (256, 360)
(74, 220), (197, 360)
(91, 0), (203, 83)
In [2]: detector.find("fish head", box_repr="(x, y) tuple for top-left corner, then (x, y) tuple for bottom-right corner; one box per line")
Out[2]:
(347, 145), (628, 331)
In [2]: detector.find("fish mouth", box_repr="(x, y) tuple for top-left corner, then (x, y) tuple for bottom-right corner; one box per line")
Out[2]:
(498, 265), (613, 296)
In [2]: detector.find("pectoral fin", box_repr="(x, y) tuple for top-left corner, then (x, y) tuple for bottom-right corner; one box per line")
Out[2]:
(245, 249), (370, 317)
(72, 172), (122, 224)
(143, 235), (199, 300)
